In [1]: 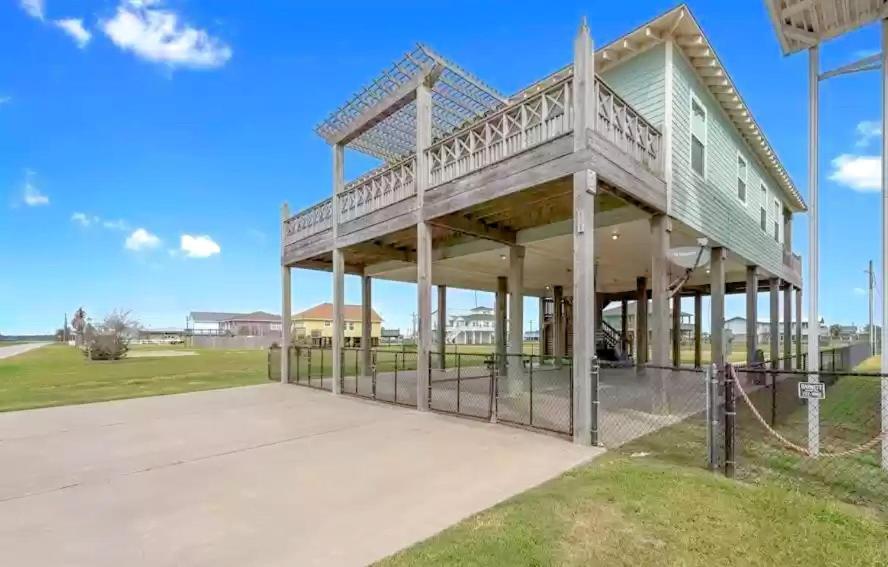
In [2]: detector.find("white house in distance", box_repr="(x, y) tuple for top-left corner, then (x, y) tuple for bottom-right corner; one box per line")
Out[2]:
(433, 306), (496, 345)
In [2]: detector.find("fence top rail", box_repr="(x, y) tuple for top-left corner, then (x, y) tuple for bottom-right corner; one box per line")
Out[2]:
(732, 366), (888, 379)
(642, 363), (705, 373)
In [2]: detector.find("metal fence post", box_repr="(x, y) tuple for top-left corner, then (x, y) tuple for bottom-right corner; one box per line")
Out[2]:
(590, 356), (600, 446)
(490, 353), (498, 424)
(456, 353), (462, 414)
(529, 354), (535, 427)
(724, 363), (736, 478)
(708, 362), (721, 471)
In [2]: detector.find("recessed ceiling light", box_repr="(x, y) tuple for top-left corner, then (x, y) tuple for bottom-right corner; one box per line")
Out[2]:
(500, 254), (507, 260)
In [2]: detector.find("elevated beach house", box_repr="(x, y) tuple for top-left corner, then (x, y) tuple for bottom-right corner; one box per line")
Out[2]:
(278, 5), (806, 445)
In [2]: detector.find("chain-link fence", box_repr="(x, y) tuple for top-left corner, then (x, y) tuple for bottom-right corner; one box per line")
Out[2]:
(429, 352), (495, 419)
(731, 365), (888, 514)
(495, 354), (574, 436)
(601, 363), (712, 470)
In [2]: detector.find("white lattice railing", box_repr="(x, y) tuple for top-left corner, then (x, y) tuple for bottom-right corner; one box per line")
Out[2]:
(338, 156), (416, 223)
(594, 79), (662, 174)
(426, 77), (573, 187)
(285, 198), (333, 242)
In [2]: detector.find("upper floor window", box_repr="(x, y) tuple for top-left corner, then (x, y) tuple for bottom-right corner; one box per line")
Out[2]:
(324, 320), (331, 327)
(773, 200), (781, 242)
(737, 155), (747, 203)
(690, 94), (707, 178)
(760, 185), (767, 232)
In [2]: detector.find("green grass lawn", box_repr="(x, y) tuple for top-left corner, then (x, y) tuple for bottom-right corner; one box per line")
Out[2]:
(0, 344), (268, 412)
(379, 455), (888, 567)
(378, 356), (888, 566)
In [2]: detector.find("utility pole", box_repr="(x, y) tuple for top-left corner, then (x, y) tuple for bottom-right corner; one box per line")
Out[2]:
(867, 260), (876, 356)
(63, 313), (68, 343)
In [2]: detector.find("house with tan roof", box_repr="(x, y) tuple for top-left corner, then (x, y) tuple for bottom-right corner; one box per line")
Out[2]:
(292, 303), (383, 347)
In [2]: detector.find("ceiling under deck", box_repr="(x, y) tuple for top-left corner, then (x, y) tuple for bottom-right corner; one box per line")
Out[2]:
(766, 0), (888, 55)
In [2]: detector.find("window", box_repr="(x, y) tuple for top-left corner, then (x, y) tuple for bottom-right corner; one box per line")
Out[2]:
(324, 320), (331, 327)
(760, 185), (767, 231)
(737, 155), (747, 203)
(690, 94), (707, 177)
(347, 322), (354, 331)
(773, 199), (781, 242)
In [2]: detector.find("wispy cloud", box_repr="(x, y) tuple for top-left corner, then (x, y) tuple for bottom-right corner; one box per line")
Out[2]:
(71, 212), (129, 230)
(179, 234), (220, 258)
(21, 171), (50, 206)
(855, 120), (882, 148)
(101, 0), (232, 69)
(829, 154), (880, 192)
(853, 287), (867, 296)
(0, 96), (11, 106)
(125, 228), (161, 251)
(54, 18), (92, 48)
(19, 0), (44, 20)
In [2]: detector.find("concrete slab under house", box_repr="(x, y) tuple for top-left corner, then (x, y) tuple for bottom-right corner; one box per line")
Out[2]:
(279, 4), (807, 446)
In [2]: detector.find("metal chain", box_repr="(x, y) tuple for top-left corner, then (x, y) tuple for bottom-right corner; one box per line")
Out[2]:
(729, 365), (887, 459)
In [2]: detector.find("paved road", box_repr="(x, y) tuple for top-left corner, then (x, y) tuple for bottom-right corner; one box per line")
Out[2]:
(0, 342), (49, 360)
(0, 383), (602, 567)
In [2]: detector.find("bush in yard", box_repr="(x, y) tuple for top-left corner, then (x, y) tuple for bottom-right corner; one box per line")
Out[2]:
(84, 310), (139, 361)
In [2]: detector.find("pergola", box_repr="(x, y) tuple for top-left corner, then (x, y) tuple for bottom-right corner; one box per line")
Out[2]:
(314, 44), (507, 162)
(764, 0), (887, 467)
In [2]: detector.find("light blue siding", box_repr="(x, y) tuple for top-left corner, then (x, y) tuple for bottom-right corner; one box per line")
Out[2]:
(600, 44), (666, 131)
(669, 45), (788, 276)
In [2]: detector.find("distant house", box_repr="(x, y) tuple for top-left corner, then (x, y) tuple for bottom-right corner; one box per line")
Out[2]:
(292, 303), (383, 347)
(220, 312), (282, 337)
(139, 327), (185, 344)
(380, 328), (403, 345)
(187, 311), (282, 337)
(434, 306), (495, 345)
(602, 303), (693, 342)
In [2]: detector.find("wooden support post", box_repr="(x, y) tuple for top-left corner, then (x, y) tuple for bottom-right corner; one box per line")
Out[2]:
(280, 203), (291, 384)
(693, 291), (702, 368)
(361, 272), (372, 377)
(769, 278), (780, 370)
(553, 285), (564, 361)
(795, 287), (803, 369)
(746, 266), (758, 367)
(437, 285), (447, 369)
(783, 283), (792, 370)
(415, 77), (432, 411)
(620, 297), (629, 358)
(495, 276), (508, 379)
(332, 248), (344, 395)
(573, 169), (597, 444)
(710, 248), (726, 372)
(650, 214), (670, 366)
(508, 245), (525, 386)
(636, 276), (648, 365)
(671, 293), (681, 366)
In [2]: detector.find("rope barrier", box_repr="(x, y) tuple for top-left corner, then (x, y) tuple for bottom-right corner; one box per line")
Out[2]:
(728, 365), (886, 459)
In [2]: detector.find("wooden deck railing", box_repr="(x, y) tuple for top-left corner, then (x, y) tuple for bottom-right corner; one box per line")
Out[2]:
(285, 73), (663, 247)
(426, 76), (573, 187)
(337, 156), (416, 223)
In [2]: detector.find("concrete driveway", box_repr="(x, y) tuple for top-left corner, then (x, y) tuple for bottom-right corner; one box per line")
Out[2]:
(0, 342), (49, 359)
(0, 384), (601, 566)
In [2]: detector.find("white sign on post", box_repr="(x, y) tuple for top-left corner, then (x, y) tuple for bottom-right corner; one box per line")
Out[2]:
(798, 382), (826, 400)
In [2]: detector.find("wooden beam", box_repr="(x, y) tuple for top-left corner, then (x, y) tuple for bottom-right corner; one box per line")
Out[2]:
(427, 214), (517, 245)
(322, 63), (436, 146)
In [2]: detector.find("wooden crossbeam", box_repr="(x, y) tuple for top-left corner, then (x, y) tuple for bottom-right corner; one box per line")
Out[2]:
(427, 214), (516, 245)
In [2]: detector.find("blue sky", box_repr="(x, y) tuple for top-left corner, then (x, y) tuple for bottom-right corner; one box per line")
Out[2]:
(0, 0), (885, 335)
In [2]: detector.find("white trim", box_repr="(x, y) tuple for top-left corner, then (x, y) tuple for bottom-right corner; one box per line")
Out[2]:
(736, 151), (748, 205)
(773, 197), (782, 243)
(664, 39), (675, 215)
(689, 91), (707, 179)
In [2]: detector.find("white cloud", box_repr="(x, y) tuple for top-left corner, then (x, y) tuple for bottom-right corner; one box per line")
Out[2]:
(828, 154), (881, 192)
(180, 234), (220, 258)
(855, 120), (882, 148)
(54, 18), (92, 48)
(71, 212), (98, 226)
(853, 287), (867, 296)
(20, 0), (44, 20)
(0, 96), (11, 105)
(102, 218), (129, 231)
(22, 172), (49, 206)
(101, 0), (232, 69)
(125, 227), (161, 250)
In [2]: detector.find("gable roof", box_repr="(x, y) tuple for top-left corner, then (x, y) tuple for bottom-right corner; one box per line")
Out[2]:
(294, 303), (383, 323)
(512, 4), (806, 212)
(189, 311), (242, 322)
(223, 311), (281, 322)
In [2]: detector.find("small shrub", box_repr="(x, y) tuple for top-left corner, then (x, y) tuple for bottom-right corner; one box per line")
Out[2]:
(85, 334), (129, 361)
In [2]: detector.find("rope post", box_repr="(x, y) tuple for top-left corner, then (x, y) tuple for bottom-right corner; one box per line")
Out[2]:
(724, 363), (737, 478)
(706, 363), (719, 471)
